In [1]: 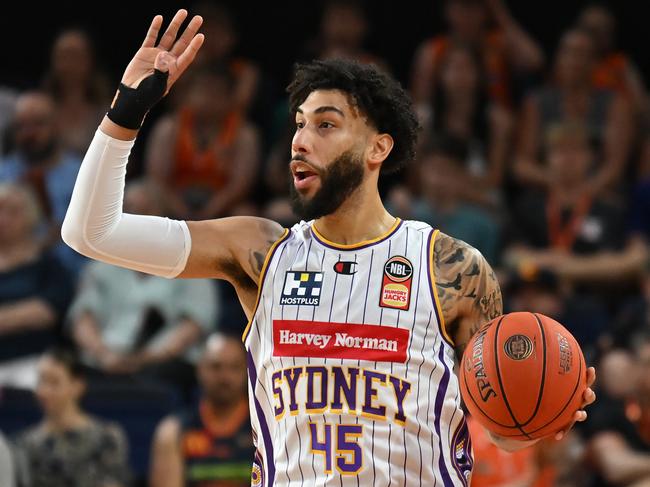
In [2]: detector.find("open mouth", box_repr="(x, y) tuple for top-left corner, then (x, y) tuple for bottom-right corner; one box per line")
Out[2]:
(291, 161), (320, 190)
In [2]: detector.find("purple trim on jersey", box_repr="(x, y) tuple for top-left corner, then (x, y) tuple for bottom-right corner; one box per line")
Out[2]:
(434, 341), (454, 486)
(310, 219), (403, 251)
(247, 351), (276, 487)
(427, 230), (455, 348)
(450, 416), (473, 486)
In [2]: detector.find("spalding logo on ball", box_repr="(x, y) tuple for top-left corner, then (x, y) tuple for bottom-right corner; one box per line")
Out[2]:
(459, 312), (587, 440)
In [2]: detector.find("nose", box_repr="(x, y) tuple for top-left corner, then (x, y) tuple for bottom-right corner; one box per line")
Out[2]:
(291, 126), (312, 155)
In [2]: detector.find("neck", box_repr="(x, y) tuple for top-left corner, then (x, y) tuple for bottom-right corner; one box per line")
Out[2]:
(44, 404), (86, 432)
(313, 185), (396, 245)
(205, 397), (242, 418)
(58, 79), (87, 100)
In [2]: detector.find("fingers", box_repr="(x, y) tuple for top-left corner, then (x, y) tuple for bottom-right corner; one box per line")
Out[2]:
(175, 33), (205, 76)
(170, 15), (203, 57)
(158, 9), (189, 50)
(586, 366), (596, 387)
(582, 387), (596, 407)
(142, 15), (163, 48)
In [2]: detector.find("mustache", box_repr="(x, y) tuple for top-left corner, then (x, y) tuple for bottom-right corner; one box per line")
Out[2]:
(290, 154), (321, 174)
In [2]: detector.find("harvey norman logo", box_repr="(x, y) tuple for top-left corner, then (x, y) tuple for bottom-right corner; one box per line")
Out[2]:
(273, 320), (409, 363)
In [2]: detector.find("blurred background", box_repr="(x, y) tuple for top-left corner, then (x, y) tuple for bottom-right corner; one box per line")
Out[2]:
(1, 0), (649, 486)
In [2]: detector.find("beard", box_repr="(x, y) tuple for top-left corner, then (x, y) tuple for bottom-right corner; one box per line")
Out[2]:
(289, 150), (365, 221)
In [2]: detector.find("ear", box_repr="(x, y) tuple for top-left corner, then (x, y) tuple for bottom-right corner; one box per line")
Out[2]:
(366, 133), (394, 170)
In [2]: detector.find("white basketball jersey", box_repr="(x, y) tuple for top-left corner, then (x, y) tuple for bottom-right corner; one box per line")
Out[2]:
(244, 219), (472, 487)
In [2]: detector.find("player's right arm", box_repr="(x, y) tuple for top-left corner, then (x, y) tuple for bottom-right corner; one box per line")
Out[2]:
(61, 11), (284, 311)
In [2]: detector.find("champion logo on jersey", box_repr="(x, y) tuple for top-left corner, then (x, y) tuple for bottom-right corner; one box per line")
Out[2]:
(379, 256), (413, 310)
(333, 261), (357, 275)
(280, 271), (323, 306)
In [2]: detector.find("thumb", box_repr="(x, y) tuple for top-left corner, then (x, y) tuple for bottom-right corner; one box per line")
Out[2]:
(154, 51), (174, 72)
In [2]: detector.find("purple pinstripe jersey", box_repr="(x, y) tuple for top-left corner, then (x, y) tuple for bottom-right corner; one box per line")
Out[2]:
(243, 219), (473, 486)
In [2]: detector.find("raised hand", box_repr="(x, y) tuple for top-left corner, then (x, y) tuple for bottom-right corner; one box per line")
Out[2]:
(121, 9), (204, 93)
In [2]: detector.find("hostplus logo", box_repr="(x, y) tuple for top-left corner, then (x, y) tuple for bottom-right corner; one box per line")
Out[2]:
(280, 271), (323, 306)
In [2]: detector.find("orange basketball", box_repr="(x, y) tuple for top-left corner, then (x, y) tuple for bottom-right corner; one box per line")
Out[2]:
(459, 312), (587, 440)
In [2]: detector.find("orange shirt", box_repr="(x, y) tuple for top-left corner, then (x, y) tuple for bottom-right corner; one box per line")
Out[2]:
(428, 31), (511, 107)
(467, 416), (536, 486)
(592, 52), (630, 96)
(171, 108), (242, 192)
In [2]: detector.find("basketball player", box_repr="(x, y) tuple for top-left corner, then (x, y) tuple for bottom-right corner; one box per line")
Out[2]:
(62, 10), (595, 486)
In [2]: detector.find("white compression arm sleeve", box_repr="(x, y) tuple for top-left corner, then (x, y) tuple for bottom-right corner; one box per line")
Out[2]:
(62, 129), (191, 278)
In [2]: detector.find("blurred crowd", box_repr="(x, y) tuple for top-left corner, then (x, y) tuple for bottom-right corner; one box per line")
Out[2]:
(1, 0), (649, 486)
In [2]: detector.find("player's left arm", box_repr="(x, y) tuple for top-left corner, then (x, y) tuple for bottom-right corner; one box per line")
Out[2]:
(433, 231), (596, 451)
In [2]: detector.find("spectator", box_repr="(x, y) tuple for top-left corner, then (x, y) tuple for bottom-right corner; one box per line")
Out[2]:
(188, 1), (259, 116)
(150, 334), (253, 487)
(0, 183), (73, 388)
(514, 28), (632, 196)
(303, 0), (385, 68)
(508, 121), (646, 285)
(582, 346), (650, 486)
(577, 4), (648, 113)
(424, 42), (512, 189)
(411, 0), (544, 111)
(608, 259), (650, 350)
(505, 267), (608, 356)
(0, 91), (84, 276)
(42, 29), (110, 156)
(13, 347), (130, 487)
(145, 66), (260, 220)
(68, 180), (218, 397)
(389, 135), (501, 263)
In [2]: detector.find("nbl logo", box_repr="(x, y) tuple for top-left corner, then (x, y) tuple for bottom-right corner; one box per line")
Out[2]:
(280, 271), (323, 306)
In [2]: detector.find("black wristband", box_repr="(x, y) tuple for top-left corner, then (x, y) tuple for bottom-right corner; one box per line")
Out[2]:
(107, 69), (169, 130)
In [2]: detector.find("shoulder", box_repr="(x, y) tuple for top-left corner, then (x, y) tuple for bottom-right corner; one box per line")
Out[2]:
(153, 415), (182, 446)
(433, 231), (501, 317)
(433, 231), (486, 272)
(14, 425), (42, 448)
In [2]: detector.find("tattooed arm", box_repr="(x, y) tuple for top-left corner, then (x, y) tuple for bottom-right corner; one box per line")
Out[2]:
(434, 231), (597, 452)
(433, 232), (503, 361)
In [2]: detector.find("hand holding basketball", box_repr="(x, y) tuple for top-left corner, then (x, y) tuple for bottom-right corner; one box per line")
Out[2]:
(460, 312), (596, 446)
(120, 10), (204, 94)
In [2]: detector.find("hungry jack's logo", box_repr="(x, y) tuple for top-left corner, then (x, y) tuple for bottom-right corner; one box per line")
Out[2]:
(379, 256), (413, 310)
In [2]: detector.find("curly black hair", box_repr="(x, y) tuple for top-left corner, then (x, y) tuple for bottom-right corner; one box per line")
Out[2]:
(287, 59), (420, 175)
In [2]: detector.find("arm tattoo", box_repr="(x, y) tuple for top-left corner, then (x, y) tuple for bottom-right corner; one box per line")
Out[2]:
(248, 240), (276, 281)
(434, 232), (503, 360)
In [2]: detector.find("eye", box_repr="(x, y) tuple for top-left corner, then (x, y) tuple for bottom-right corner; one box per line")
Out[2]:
(319, 121), (334, 129)
(296, 121), (305, 129)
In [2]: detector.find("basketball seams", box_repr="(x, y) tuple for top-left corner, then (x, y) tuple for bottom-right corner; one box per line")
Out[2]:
(461, 318), (518, 430)
(492, 317), (533, 439)
(512, 313), (548, 429)
(519, 321), (585, 437)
